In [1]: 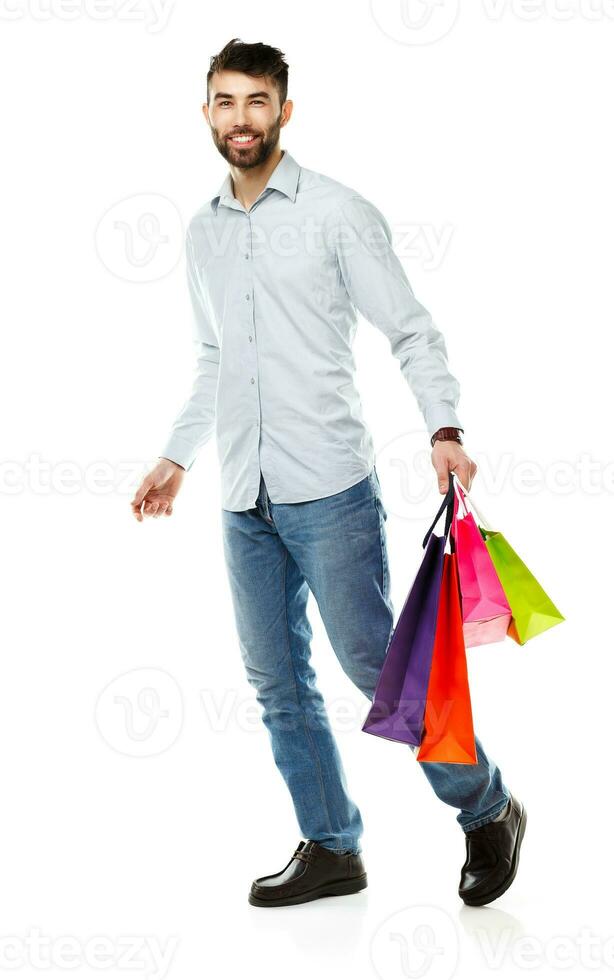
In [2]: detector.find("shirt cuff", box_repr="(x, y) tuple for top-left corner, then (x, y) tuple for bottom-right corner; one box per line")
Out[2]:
(159, 435), (198, 472)
(425, 403), (464, 440)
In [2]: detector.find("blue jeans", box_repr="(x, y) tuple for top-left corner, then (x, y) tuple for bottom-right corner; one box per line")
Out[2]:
(221, 466), (510, 855)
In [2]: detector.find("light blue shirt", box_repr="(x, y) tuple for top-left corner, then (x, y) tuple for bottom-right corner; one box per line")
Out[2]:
(160, 149), (463, 511)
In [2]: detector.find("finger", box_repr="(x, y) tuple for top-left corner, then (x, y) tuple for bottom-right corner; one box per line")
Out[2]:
(131, 478), (155, 510)
(456, 462), (475, 492)
(457, 460), (477, 492)
(434, 462), (450, 494)
(144, 501), (160, 517)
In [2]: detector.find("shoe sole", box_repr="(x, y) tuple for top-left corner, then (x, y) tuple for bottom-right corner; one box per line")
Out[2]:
(248, 873), (368, 907)
(461, 805), (527, 907)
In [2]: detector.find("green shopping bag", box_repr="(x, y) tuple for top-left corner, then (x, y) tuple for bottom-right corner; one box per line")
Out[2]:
(480, 529), (564, 644)
(454, 478), (565, 645)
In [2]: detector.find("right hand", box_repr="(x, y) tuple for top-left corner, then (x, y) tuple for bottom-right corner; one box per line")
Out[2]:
(130, 458), (186, 522)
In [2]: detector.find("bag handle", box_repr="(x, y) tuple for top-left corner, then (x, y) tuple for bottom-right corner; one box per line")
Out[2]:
(452, 477), (468, 519)
(451, 473), (495, 532)
(421, 471), (456, 549)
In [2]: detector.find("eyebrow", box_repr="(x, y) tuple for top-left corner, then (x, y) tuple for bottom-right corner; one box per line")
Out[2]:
(212, 91), (272, 102)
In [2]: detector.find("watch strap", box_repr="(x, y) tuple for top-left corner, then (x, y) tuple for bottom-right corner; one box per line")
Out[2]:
(431, 426), (464, 447)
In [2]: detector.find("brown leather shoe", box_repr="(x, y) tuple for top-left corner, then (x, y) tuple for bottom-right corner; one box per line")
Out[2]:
(459, 795), (527, 907)
(248, 839), (368, 907)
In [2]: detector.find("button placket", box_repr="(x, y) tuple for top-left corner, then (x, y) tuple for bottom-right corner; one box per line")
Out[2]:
(244, 213), (261, 493)
(245, 227), (253, 341)
(245, 217), (257, 370)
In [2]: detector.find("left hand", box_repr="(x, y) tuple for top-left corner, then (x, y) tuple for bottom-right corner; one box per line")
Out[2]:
(431, 440), (477, 495)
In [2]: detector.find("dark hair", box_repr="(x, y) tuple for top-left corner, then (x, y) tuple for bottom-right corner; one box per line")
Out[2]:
(207, 38), (289, 108)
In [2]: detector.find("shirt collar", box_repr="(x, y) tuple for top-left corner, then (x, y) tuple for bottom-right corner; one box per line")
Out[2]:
(211, 149), (300, 213)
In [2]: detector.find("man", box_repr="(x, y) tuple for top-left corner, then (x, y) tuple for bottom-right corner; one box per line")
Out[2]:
(131, 38), (526, 908)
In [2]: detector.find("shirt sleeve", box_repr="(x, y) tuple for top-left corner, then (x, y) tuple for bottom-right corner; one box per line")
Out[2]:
(330, 193), (463, 438)
(159, 226), (220, 472)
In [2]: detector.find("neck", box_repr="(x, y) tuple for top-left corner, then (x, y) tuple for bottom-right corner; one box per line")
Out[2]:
(229, 146), (284, 209)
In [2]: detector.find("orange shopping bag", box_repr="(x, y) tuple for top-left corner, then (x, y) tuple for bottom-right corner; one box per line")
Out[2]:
(417, 552), (477, 764)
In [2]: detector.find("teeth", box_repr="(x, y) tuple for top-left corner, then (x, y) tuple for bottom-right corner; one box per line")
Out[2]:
(231, 135), (255, 142)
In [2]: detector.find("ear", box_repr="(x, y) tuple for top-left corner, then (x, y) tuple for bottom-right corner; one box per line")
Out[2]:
(280, 99), (294, 128)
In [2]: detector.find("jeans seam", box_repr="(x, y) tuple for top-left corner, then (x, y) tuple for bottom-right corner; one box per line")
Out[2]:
(281, 548), (334, 838)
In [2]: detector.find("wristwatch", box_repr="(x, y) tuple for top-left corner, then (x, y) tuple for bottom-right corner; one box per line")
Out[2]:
(430, 426), (464, 448)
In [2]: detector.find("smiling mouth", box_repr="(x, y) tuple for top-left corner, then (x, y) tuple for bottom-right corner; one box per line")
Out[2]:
(228, 134), (260, 146)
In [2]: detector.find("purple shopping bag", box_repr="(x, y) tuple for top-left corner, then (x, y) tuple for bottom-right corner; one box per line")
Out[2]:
(361, 473), (455, 746)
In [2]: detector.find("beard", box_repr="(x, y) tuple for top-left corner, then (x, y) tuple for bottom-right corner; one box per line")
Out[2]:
(212, 112), (283, 170)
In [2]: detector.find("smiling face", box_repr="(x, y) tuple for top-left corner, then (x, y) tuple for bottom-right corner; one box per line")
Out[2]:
(204, 69), (292, 169)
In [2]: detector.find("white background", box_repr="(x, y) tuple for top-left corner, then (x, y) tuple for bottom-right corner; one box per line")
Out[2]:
(1, 1), (611, 978)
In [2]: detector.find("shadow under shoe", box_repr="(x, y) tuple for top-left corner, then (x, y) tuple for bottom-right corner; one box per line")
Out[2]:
(459, 795), (527, 907)
(249, 839), (368, 907)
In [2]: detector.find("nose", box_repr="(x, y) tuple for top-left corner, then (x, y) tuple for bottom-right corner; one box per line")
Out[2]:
(231, 106), (250, 130)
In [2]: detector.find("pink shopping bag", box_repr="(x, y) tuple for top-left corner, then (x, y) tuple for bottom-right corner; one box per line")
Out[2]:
(452, 477), (512, 647)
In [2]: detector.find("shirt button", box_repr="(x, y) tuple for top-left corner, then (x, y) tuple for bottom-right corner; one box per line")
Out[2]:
(244, 254), (249, 260)
(245, 293), (250, 301)
(248, 335), (253, 342)
(250, 377), (255, 384)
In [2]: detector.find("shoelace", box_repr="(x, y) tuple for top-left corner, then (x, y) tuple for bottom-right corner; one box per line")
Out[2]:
(293, 848), (315, 865)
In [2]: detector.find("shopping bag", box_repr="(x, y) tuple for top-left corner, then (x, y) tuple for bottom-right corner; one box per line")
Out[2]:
(416, 553), (477, 763)
(452, 479), (512, 647)
(361, 474), (455, 746)
(481, 530), (565, 644)
(454, 477), (565, 645)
